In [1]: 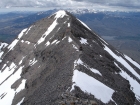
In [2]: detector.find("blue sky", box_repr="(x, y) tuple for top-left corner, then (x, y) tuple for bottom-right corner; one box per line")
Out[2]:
(0, 0), (140, 12)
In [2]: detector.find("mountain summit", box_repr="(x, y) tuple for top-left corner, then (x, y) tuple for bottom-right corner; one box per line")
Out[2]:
(0, 10), (140, 105)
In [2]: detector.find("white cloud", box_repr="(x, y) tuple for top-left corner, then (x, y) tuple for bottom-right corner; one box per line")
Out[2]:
(0, 0), (140, 11)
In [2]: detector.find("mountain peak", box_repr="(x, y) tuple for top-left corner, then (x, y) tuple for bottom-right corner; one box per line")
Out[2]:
(54, 10), (68, 18)
(0, 11), (140, 105)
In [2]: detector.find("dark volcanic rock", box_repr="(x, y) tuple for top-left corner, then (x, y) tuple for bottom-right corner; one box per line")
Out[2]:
(0, 10), (140, 105)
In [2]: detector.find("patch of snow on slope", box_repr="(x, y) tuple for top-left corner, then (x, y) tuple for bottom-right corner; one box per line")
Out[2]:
(99, 37), (108, 45)
(0, 66), (24, 105)
(21, 40), (24, 43)
(71, 70), (114, 103)
(124, 54), (140, 69)
(0, 42), (8, 49)
(19, 56), (26, 65)
(26, 25), (33, 34)
(68, 23), (70, 27)
(0, 42), (7, 61)
(77, 18), (91, 30)
(38, 11), (68, 45)
(72, 44), (78, 51)
(114, 62), (140, 100)
(7, 39), (19, 51)
(80, 38), (88, 44)
(1, 64), (7, 70)
(37, 18), (58, 44)
(75, 59), (102, 76)
(0, 51), (4, 58)
(17, 97), (25, 105)
(16, 79), (26, 93)
(68, 37), (72, 43)
(45, 41), (50, 46)
(51, 40), (57, 44)
(18, 28), (27, 39)
(25, 41), (30, 44)
(0, 62), (17, 84)
(29, 58), (37, 66)
(103, 44), (140, 80)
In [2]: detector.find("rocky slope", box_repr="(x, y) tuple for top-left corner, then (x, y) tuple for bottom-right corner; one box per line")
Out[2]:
(0, 10), (140, 105)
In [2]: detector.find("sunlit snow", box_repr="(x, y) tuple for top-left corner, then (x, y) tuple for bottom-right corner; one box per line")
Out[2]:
(18, 28), (27, 39)
(16, 79), (26, 93)
(0, 66), (24, 105)
(68, 37), (72, 43)
(25, 41), (30, 44)
(37, 11), (68, 44)
(0, 62), (17, 84)
(124, 54), (140, 69)
(103, 44), (140, 80)
(54, 10), (68, 19)
(17, 97), (25, 105)
(25, 26), (34, 35)
(7, 39), (19, 51)
(77, 18), (91, 30)
(75, 59), (102, 76)
(29, 58), (37, 66)
(80, 38), (88, 44)
(45, 41), (50, 46)
(68, 23), (70, 27)
(114, 62), (140, 100)
(71, 70), (114, 103)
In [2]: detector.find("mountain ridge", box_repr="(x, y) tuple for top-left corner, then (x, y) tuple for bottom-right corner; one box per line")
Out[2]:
(0, 10), (140, 105)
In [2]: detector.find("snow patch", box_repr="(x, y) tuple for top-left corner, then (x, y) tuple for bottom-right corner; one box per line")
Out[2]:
(114, 62), (140, 100)
(29, 58), (37, 66)
(25, 41), (30, 44)
(51, 40), (57, 44)
(16, 79), (26, 93)
(21, 40), (24, 43)
(37, 18), (58, 44)
(72, 44), (78, 51)
(74, 59), (102, 76)
(0, 62), (17, 84)
(56, 41), (60, 44)
(0, 51), (4, 58)
(99, 37), (108, 45)
(103, 44), (140, 80)
(80, 38), (88, 44)
(18, 28), (27, 39)
(71, 70), (114, 103)
(26, 26), (33, 34)
(1, 64), (7, 70)
(77, 18), (91, 30)
(0, 66), (24, 105)
(124, 54), (140, 69)
(68, 23), (70, 27)
(19, 56), (26, 65)
(68, 37), (72, 43)
(45, 41), (50, 46)
(17, 97), (25, 105)
(7, 39), (19, 51)
(100, 55), (103, 57)
(0, 42), (8, 49)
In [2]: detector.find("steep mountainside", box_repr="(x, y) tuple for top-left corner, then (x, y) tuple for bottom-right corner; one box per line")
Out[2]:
(0, 10), (140, 105)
